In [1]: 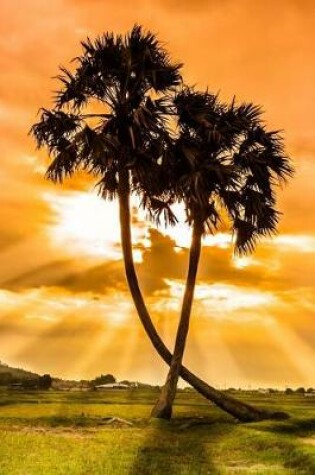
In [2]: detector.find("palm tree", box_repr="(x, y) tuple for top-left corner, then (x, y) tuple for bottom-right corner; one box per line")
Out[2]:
(31, 26), (288, 423)
(151, 88), (294, 419)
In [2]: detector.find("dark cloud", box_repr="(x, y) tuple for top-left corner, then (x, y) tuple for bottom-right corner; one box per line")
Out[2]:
(3, 225), (315, 297)
(59, 260), (127, 293)
(0, 228), (181, 295)
(2, 260), (80, 291)
(137, 229), (186, 293)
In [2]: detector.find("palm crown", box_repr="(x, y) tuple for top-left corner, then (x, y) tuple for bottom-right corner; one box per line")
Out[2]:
(31, 25), (182, 223)
(169, 88), (294, 254)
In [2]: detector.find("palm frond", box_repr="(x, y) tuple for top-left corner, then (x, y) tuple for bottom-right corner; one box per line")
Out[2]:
(172, 87), (294, 254)
(141, 194), (177, 227)
(127, 24), (183, 92)
(30, 109), (81, 150)
(233, 219), (258, 255)
(96, 170), (118, 201)
(45, 144), (78, 182)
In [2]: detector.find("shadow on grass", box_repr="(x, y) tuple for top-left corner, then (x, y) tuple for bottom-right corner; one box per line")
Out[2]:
(128, 418), (234, 475)
(254, 417), (315, 436)
(245, 417), (315, 474)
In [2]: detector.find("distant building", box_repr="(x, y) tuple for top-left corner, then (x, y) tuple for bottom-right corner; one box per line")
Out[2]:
(95, 382), (129, 390)
(257, 388), (270, 394)
(10, 382), (23, 389)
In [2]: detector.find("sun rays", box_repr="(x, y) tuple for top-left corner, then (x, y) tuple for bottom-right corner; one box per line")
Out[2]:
(0, 278), (314, 386)
(0, 187), (314, 386)
(266, 320), (315, 387)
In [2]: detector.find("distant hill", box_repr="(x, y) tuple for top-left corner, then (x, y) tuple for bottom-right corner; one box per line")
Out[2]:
(0, 361), (40, 383)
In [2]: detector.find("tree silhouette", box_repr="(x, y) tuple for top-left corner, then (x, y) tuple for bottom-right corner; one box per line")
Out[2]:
(31, 25), (291, 423)
(151, 88), (293, 419)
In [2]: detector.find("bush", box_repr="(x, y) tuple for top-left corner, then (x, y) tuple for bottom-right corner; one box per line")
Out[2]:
(295, 387), (305, 394)
(285, 388), (294, 395)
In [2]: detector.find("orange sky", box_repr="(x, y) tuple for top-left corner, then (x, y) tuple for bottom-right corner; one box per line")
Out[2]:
(0, 0), (314, 388)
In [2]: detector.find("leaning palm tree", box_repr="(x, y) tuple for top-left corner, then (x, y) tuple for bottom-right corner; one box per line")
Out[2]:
(31, 26), (286, 423)
(151, 88), (294, 419)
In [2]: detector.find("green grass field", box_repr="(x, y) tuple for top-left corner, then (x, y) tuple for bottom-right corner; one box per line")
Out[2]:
(0, 388), (314, 474)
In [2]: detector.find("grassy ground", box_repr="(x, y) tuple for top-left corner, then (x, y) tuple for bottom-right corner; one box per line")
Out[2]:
(0, 388), (314, 474)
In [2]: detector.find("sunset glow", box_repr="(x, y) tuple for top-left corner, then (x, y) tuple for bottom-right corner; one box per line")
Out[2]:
(46, 192), (122, 259)
(0, 0), (314, 389)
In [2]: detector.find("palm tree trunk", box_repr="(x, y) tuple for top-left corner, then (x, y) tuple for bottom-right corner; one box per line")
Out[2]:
(151, 219), (202, 419)
(117, 169), (287, 422)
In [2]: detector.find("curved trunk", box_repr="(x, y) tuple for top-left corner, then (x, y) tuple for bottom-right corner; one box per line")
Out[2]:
(117, 169), (287, 422)
(151, 219), (202, 419)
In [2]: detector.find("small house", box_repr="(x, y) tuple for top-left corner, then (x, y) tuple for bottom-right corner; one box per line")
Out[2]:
(95, 382), (129, 390)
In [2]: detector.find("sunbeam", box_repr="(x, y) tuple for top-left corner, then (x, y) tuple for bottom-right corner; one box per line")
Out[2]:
(266, 321), (315, 387)
(187, 320), (245, 389)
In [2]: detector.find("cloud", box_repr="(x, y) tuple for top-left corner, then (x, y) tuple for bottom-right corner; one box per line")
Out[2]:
(2, 260), (80, 291)
(2, 221), (315, 301)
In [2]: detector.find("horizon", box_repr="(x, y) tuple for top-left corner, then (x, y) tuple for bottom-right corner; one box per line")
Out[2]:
(0, 0), (315, 389)
(1, 359), (313, 391)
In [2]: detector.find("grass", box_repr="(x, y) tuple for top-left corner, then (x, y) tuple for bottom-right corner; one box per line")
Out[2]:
(0, 389), (314, 474)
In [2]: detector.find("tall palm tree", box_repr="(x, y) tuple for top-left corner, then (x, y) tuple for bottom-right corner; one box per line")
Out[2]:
(31, 26), (287, 423)
(151, 88), (294, 419)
